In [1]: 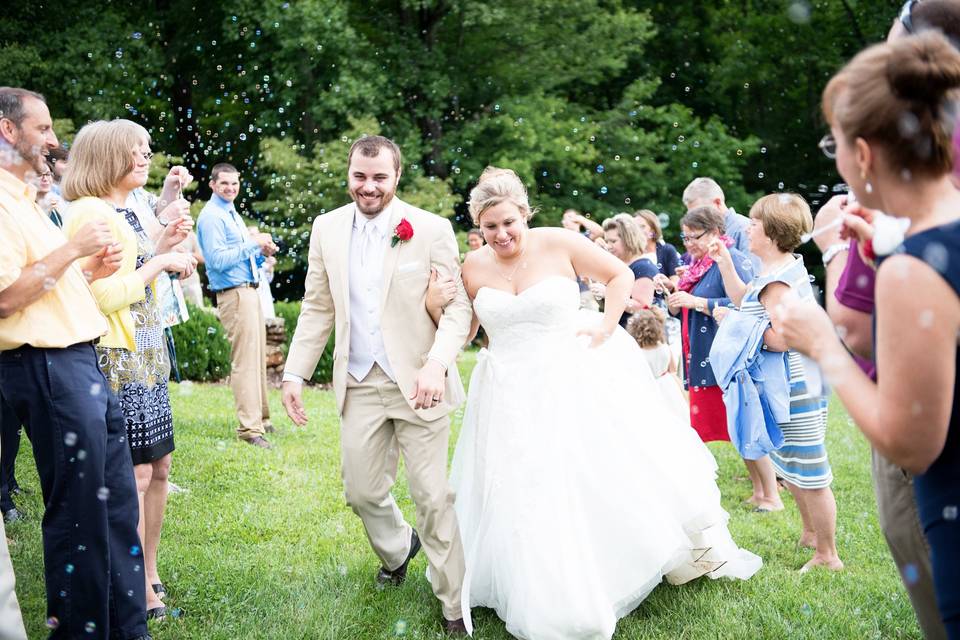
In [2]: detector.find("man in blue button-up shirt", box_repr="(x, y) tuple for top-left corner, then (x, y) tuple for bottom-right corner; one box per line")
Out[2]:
(197, 163), (278, 448)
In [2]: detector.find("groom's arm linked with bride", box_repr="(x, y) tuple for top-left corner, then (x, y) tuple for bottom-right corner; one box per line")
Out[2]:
(278, 135), (472, 630)
(280, 199), (472, 423)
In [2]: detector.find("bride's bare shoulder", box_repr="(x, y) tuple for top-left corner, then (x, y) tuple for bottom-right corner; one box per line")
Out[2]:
(462, 247), (496, 295)
(463, 246), (494, 271)
(528, 227), (584, 251)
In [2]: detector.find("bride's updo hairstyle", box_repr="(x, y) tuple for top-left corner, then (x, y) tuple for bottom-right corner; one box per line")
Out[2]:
(468, 166), (536, 225)
(823, 31), (960, 177)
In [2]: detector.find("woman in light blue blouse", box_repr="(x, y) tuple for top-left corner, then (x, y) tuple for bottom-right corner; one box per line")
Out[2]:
(711, 193), (841, 573)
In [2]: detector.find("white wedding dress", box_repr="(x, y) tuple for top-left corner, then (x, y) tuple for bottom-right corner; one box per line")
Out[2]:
(451, 276), (761, 640)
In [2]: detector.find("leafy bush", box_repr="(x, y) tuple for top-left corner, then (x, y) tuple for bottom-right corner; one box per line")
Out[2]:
(170, 302), (232, 382)
(273, 301), (334, 384)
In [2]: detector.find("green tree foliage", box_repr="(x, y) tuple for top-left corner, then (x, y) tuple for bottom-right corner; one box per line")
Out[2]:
(635, 0), (902, 209)
(6, 0), (890, 296)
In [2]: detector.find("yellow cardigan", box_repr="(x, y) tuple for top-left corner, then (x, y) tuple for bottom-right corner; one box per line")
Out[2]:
(64, 197), (155, 351)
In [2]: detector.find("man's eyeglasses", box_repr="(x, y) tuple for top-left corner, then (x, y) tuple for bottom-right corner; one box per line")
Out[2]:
(900, 0), (919, 34)
(818, 134), (837, 159)
(680, 229), (708, 243)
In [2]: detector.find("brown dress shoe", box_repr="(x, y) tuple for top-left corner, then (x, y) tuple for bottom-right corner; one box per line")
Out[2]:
(442, 617), (467, 635)
(243, 436), (272, 449)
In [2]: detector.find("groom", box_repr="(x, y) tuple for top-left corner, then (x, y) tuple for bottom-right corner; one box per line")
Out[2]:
(281, 135), (472, 633)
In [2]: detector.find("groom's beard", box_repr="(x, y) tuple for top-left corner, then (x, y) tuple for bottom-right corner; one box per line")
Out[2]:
(351, 187), (396, 217)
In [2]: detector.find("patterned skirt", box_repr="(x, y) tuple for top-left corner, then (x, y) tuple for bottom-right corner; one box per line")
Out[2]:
(97, 294), (174, 466)
(769, 352), (831, 489)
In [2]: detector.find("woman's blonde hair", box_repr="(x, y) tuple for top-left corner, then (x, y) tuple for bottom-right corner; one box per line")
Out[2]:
(602, 213), (646, 257)
(467, 166), (535, 224)
(626, 306), (666, 348)
(749, 193), (813, 253)
(633, 209), (663, 243)
(62, 119), (150, 201)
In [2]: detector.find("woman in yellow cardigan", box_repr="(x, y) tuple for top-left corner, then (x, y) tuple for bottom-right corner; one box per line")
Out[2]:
(62, 119), (196, 621)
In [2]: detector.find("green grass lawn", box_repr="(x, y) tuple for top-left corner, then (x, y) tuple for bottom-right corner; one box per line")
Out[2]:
(6, 351), (920, 639)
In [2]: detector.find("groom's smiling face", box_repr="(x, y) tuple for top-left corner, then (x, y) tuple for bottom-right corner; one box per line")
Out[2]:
(348, 148), (400, 218)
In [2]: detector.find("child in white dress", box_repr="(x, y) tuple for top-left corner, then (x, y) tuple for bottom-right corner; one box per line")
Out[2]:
(627, 307), (688, 421)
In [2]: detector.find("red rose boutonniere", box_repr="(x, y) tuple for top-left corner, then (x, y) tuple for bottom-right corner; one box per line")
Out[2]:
(392, 218), (414, 247)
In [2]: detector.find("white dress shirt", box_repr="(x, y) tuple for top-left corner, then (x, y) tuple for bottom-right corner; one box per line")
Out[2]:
(347, 203), (396, 382)
(282, 202), (399, 385)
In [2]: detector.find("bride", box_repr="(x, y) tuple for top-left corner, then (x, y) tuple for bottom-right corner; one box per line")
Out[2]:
(432, 167), (761, 640)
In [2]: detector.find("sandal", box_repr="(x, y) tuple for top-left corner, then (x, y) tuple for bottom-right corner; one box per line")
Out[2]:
(147, 606), (166, 622)
(151, 582), (166, 599)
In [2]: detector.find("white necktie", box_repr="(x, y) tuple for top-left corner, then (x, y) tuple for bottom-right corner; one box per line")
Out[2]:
(360, 222), (377, 268)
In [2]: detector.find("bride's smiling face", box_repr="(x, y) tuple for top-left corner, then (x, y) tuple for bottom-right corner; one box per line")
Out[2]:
(479, 201), (526, 258)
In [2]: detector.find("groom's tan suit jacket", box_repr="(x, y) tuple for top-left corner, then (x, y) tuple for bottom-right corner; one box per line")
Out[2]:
(285, 198), (472, 417)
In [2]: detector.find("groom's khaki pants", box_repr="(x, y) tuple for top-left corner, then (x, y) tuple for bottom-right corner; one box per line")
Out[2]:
(341, 364), (464, 620)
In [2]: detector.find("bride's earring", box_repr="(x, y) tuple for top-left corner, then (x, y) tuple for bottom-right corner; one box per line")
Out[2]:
(860, 170), (873, 195)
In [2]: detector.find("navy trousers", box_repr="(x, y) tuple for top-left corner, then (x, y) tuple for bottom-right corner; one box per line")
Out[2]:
(0, 343), (146, 640)
(0, 391), (22, 514)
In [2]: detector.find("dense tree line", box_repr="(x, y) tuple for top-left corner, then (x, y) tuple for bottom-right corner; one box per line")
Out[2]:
(1, 0), (900, 297)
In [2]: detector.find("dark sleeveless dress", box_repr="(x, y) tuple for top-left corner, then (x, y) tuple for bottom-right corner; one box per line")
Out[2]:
(899, 220), (960, 637)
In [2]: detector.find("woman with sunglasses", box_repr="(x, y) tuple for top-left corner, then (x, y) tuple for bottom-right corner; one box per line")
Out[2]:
(803, 4), (960, 636)
(777, 31), (960, 636)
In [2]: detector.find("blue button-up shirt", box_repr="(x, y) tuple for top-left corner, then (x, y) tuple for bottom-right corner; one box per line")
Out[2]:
(724, 208), (762, 273)
(197, 194), (261, 292)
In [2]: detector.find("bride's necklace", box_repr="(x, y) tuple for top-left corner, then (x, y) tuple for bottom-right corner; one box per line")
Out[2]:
(494, 244), (528, 282)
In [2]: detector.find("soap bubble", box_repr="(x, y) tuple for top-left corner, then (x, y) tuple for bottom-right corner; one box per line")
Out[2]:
(902, 563), (919, 585)
(923, 242), (949, 273)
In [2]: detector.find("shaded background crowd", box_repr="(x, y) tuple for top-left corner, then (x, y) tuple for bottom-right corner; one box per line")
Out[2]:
(1, 1), (959, 639)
